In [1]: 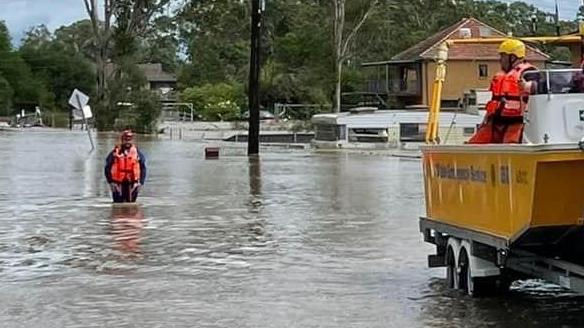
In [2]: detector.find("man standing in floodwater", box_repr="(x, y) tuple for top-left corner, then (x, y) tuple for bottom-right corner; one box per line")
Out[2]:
(104, 129), (147, 203)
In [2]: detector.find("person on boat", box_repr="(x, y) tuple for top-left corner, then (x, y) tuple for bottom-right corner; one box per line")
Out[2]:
(104, 129), (147, 203)
(468, 39), (537, 144)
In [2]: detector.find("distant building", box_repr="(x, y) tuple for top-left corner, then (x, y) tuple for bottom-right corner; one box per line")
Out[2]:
(137, 63), (177, 96)
(362, 18), (550, 109)
(106, 63), (177, 102)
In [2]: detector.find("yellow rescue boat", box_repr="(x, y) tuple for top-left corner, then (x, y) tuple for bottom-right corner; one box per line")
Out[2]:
(420, 24), (584, 296)
(423, 143), (584, 244)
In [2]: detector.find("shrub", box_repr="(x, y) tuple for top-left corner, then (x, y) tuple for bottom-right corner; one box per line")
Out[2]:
(182, 82), (246, 121)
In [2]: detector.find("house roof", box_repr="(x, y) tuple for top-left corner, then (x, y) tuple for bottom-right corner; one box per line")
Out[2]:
(391, 17), (549, 62)
(138, 63), (177, 83)
(104, 63), (177, 83)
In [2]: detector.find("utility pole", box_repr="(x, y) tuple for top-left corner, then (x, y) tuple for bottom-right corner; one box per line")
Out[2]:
(554, 0), (560, 36)
(247, 0), (263, 156)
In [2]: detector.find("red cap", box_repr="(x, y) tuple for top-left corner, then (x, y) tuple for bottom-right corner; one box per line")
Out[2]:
(121, 129), (134, 142)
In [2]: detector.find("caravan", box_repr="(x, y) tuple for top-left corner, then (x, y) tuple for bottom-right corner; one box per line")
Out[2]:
(311, 106), (485, 150)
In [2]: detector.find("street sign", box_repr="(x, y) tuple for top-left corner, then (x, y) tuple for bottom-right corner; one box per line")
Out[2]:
(68, 89), (89, 110)
(82, 105), (93, 119)
(68, 88), (94, 152)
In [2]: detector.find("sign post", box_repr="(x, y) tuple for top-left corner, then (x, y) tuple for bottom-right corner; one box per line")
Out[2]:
(69, 89), (94, 151)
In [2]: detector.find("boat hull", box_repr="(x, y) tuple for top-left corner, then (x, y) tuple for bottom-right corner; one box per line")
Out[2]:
(422, 144), (584, 245)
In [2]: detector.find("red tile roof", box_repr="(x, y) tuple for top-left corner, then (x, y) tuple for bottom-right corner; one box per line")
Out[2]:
(392, 18), (549, 62)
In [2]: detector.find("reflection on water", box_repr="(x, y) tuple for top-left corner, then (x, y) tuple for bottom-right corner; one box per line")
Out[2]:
(249, 155), (262, 197)
(0, 130), (583, 327)
(110, 205), (145, 256)
(418, 278), (584, 328)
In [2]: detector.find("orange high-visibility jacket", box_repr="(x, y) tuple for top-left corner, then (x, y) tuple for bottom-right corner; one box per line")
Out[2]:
(110, 145), (141, 183)
(485, 62), (535, 118)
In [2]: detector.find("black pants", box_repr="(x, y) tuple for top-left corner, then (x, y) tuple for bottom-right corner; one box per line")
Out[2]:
(112, 181), (139, 203)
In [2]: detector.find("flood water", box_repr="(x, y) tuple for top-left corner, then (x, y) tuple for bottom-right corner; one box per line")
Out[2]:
(2, 130), (584, 327)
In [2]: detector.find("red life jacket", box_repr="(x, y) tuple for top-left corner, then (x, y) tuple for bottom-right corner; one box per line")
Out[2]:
(485, 62), (535, 118)
(111, 145), (141, 183)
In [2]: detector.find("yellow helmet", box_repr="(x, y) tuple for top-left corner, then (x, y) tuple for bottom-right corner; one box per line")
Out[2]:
(498, 39), (526, 58)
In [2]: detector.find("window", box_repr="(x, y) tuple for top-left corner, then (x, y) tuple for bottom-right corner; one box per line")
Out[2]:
(478, 27), (492, 37)
(337, 125), (346, 140)
(523, 69), (584, 95)
(348, 127), (388, 142)
(463, 127), (475, 136)
(399, 123), (427, 142)
(315, 124), (339, 141)
(478, 64), (488, 79)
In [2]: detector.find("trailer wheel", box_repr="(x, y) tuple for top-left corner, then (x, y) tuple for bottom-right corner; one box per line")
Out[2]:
(446, 246), (457, 289)
(458, 248), (471, 294)
(458, 247), (507, 297)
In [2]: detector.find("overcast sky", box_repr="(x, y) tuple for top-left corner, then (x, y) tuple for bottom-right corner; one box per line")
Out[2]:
(0, 0), (581, 45)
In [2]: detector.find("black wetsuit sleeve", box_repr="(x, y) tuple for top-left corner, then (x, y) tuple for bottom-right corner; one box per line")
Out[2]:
(104, 152), (114, 184)
(138, 149), (147, 185)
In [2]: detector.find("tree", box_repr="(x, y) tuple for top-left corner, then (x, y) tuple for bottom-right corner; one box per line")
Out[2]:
(181, 82), (246, 121)
(82, 0), (171, 129)
(54, 20), (97, 61)
(0, 21), (51, 113)
(83, 0), (113, 111)
(332, 0), (379, 112)
(268, 1), (334, 106)
(0, 74), (13, 115)
(19, 25), (96, 111)
(177, 0), (250, 86)
(138, 16), (179, 72)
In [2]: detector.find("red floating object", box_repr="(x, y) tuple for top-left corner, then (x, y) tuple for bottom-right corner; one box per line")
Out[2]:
(205, 147), (220, 159)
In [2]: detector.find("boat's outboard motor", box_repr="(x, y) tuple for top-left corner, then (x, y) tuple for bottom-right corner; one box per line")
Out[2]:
(523, 69), (584, 144)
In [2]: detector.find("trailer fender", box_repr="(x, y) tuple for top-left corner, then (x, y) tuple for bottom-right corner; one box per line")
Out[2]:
(446, 238), (461, 266)
(460, 240), (500, 278)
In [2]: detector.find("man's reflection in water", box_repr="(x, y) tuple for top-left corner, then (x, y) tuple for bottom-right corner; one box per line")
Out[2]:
(110, 204), (145, 257)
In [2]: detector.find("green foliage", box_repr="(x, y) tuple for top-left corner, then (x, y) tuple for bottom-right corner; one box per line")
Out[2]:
(0, 21), (11, 52)
(130, 90), (162, 133)
(181, 82), (246, 121)
(0, 22), (52, 113)
(548, 47), (573, 63)
(41, 111), (70, 128)
(139, 16), (180, 72)
(19, 25), (96, 111)
(363, 0), (578, 63)
(53, 20), (97, 60)
(0, 74), (13, 115)
(103, 62), (150, 130)
(112, 90), (162, 133)
(0, 0), (580, 126)
(177, 0), (250, 86)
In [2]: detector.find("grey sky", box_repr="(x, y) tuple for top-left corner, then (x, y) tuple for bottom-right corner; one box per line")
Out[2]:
(0, 0), (87, 44)
(0, 0), (581, 45)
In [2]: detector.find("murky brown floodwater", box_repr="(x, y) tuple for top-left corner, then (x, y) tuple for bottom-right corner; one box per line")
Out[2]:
(2, 129), (584, 327)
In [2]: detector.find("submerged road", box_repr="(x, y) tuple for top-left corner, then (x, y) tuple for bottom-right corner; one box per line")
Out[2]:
(0, 130), (583, 327)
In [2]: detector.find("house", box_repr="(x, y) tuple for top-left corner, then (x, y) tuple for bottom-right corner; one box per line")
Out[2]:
(137, 63), (177, 96)
(362, 18), (550, 109)
(105, 62), (177, 98)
